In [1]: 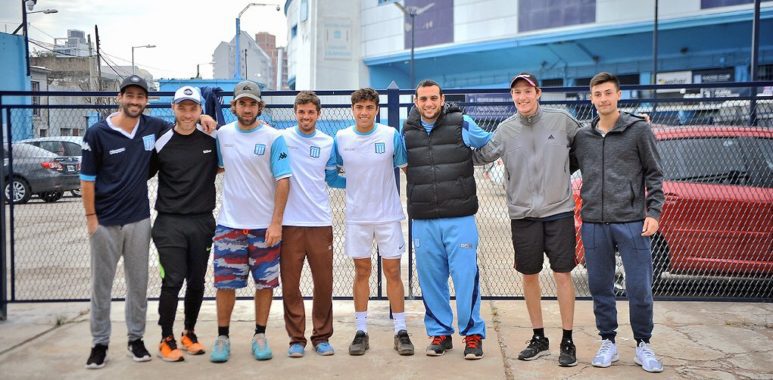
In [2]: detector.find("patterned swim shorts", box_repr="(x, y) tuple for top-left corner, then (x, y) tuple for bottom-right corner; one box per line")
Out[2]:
(212, 225), (280, 289)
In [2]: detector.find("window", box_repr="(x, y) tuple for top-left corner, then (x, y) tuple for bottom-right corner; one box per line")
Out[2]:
(291, 25), (298, 39)
(31, 81), (40, 116)
(701, 0), (772, 9)
(518, 0), (596, 33)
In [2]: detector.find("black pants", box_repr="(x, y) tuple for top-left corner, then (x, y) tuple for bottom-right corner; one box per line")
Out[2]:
(152, 213), (216, 337)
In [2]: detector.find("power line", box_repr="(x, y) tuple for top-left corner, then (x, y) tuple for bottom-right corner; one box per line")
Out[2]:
(28, 39), (81, 57)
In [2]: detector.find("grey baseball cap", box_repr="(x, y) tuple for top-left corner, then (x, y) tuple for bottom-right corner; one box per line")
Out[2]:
(120, 74), (149, 94)
(233, 81), (262, 102)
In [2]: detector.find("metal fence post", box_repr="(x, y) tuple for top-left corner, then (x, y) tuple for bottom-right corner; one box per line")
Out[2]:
(1, 101), (6, 320)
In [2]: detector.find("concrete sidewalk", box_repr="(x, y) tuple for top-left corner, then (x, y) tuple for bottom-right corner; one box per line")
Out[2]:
(1, 299), (771, 379)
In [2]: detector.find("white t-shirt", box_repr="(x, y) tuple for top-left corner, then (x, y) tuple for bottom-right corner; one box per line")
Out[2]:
(282, 126), (337, 226)
(215, 121), (292, 229)
(334, 123), (407, 224)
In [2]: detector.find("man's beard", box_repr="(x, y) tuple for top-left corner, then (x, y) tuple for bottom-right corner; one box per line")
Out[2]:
(237, 115), (258, 126)
(121, 104), (145, 118)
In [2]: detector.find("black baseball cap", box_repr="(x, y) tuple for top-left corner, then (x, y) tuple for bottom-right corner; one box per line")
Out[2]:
(509, 72), (539, 89)
(120, 75), (149, 94)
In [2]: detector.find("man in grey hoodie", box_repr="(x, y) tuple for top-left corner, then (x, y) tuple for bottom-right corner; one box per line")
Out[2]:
(571, 72), (664, 373)
(473, 73), (580, 367)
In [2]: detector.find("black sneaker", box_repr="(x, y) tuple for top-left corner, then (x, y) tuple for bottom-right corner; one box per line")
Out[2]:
(426, 335), (453, 356)
(463, 335), (483, 360)
(393, 330), (414, 356)
(128, 339), (152, 362)
(348, 330), (369, 356)
(518, 335), (549, 361)
(559, 339), (577, 367)
(85, 344), (108, 369)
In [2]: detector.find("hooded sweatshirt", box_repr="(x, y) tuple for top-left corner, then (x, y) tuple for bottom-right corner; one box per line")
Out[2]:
(571, 112), (664, 223)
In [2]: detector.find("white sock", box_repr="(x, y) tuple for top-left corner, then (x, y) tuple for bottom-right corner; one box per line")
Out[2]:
(393, 312), (407, 334)
(355, 311), (368, 333)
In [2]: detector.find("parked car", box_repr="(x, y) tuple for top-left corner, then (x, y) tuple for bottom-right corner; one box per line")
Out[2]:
(573, 126), (773, 293)
(18, 136), (83, 197)
(3, 143), (81, 204)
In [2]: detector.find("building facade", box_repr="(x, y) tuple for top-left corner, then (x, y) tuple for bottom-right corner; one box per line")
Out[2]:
(285, 0), (773, 91)
(212, 31), (273, 87)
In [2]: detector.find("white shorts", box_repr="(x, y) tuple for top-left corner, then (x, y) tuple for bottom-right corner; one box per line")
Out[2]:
(345, 222), (405, 260)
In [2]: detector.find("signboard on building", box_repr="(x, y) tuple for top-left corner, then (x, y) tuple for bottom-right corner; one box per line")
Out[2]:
(693, 68), (734, 84)
(657, 71), (692, 93)
(323, 18), (353, 61)
(405, 0), (454, 49)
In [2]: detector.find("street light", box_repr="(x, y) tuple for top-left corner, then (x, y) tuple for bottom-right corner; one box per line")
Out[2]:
(234, 2), (280, 80)
(393, 1), (434, 89)
(131, 44), (156, 75)
(27, 8), (57, 14)
(13, 0), (58, 76)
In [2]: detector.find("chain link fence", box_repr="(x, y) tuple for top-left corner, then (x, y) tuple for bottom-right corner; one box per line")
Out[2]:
(2, 84), (772, 304)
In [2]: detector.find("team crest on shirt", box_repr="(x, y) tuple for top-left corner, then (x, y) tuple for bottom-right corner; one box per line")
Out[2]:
(374, 142), (386, 154)
(254, 144), (266, 155)
(309, 146), (321, 158)
(142, 134), (155, 151)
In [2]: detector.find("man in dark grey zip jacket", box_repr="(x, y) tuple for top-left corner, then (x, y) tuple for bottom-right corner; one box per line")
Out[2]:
(473, 73), (580, 367)
(571, 72), (664, 373)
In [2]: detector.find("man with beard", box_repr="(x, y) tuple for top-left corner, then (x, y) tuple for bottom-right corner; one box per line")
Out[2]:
(149, 86), (218, 362)
(209, 80), (291, 363)
(81, 75), (216, 369)
(280, 91), (345, 358)
(401, 80), (490, 360)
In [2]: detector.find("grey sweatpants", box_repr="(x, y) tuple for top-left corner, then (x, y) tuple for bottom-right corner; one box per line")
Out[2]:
(89, 218), (151, 346)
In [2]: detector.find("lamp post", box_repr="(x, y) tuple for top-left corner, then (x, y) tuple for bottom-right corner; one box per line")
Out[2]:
(131, 44), (156, 75)
(13, 0), (58, 76)
(234, 3), (280, 80)
(393, 1), (434, 89)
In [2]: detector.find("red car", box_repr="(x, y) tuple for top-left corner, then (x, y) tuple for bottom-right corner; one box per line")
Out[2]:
(573, 126), (773, 291)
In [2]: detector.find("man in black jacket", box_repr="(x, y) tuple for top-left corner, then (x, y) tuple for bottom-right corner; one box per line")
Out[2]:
(571, 72), (665, 373)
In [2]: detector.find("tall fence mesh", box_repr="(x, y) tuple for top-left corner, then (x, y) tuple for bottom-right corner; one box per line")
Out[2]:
(2, 85), (772, 303)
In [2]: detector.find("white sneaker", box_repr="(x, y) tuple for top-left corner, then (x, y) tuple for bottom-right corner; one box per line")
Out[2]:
(635, 342), (664, 373)
(591, 339), (619, 368)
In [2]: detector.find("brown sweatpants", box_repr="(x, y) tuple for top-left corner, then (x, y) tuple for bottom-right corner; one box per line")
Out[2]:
(280, 226), (334, 347)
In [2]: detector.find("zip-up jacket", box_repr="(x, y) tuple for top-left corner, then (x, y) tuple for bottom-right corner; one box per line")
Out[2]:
(472, 107), (580, 219)
(571, 112), (664, 223)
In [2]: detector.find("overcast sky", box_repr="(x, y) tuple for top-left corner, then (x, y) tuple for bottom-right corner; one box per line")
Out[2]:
(0, 0), (288, 79)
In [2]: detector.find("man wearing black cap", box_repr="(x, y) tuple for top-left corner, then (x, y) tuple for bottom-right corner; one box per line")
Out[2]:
(81, 75), (216, 369)
(473, 73), (581, 367)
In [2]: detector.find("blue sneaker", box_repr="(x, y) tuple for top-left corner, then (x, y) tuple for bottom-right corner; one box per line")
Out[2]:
(315, 342), (335, 356)
(287, 343), (305, 358)
(251, 333), (273, 361)
(209, 336), (230, 363)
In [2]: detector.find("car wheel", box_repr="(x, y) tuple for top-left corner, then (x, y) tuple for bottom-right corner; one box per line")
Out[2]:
(40, 191), (64, 203)
(651, 233), (670, 294)
(70, 188), (81, 197)
(4, 176), (32, 204)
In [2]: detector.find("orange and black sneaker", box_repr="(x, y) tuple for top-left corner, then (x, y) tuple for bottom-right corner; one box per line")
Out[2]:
(463, 334), (484, 360)
(426, 335), (453, 356)
(158, 336), (184, 362)
(181, 331), (206, 355)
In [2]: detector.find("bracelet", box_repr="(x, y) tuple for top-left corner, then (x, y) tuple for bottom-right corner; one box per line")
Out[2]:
(85, 213), (96, 217)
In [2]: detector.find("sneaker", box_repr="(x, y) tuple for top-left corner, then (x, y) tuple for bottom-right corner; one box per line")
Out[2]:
(315, 341), (335, 356)
(180, 331), (206, 355)
(251, 333), (273, 361)
(393, 330), (415, 356)
(127, 339), (152, 362)
(158, 336), (184, 362)
(85, 344), (108, 369)
(518, 335), (549, 361)
(635, 342), (664, 373)
(348, 330), (369, 356)
(591, 339), (619, 368)
(463, 335), (484, 360)
(426, 335), (453, 356)
(288, 343), (305, 358)
(209, 335), (230, 363)
(558, 339), (577, 367)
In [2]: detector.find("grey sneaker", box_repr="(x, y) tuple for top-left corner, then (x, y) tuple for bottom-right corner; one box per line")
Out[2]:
(518, 336), (549, 361)
(592, 339), (619, 368)
(558, 339), (577, 367)
(348, 330), (369, 356)
(635, 342), (664, 373)
(393, 330), (414, 356)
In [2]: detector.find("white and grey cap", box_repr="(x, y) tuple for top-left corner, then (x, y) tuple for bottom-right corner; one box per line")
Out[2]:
(173, 86), (202, 104)
(233, 81), (262, 102)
